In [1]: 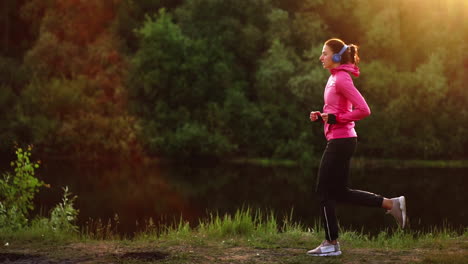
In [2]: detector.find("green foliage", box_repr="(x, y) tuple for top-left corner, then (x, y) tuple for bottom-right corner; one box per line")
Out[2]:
(129, 2), (327, 159)
(0, 148), (79, 234)
(0, 56), (30, 152)
(256, 39), (297, 102)
(160, 122), (236, 158)
(1, 0), (467, 160)
(0, 147), (43, 229)
(0, 203), (27, 230)
(129, 9), (239, 157)
(16, 76), (138, 159)
(49, 186), (79, 233)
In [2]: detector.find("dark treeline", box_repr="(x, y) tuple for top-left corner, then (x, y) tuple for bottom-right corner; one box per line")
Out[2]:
(1, 0), (467, 162)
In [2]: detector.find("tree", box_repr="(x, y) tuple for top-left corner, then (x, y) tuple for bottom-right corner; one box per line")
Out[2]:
(129, 9), (237, 157)
(16, 0), (139, 160)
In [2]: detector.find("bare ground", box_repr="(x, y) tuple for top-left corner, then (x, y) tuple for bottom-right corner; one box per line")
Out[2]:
(1, 239), (467, 264)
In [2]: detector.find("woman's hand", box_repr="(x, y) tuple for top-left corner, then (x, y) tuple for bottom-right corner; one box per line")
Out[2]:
(321, 113), (329, 123)
(310, 111), (322, 122)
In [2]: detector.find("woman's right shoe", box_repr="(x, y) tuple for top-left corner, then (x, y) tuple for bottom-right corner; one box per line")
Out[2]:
(387, 196), (407, 228)
(307, 240), (342, 256)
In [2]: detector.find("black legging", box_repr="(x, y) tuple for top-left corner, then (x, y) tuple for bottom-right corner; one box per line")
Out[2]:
(316, 137), (383, 241)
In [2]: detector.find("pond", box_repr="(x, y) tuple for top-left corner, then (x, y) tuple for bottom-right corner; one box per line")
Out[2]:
(34, 160), (467, 236)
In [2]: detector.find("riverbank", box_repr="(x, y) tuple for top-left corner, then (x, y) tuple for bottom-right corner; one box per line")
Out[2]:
(1, 210), (467, 264)
(1, 229), (467, 263)
(18, 153), (467, 170)
(230, 157), (468, 169)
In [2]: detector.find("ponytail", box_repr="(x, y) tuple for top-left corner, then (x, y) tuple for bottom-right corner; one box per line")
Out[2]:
(348, 44), (360, 65)
(324, 38), (360, 65)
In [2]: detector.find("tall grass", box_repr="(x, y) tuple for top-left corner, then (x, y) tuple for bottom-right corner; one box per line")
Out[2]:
(197, 208), (277, 237)
(3, 207), (465, 251)
(132, 208), (466, 251)
(133, 207), (305, 242)
(81, 216), (122, 240)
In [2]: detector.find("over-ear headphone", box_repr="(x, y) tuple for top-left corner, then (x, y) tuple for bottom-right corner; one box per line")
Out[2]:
(332, 44), (348, 63)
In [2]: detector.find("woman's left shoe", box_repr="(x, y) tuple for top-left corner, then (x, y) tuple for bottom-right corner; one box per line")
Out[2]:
(307, 240), (342, 256)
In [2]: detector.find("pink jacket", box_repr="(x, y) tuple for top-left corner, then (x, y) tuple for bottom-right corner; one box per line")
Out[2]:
(323, 64), (370, 141)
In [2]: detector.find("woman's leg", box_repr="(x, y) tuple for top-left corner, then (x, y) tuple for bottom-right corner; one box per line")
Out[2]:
(335, 188), (384, 207)
(329, 140), (406, 228)
(331, 139), (384, 207)
(316, 138), (357, 241)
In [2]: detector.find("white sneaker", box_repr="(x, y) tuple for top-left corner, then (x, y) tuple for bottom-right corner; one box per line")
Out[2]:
(307, 240), (342, 256)
(387, 196), (407, 228)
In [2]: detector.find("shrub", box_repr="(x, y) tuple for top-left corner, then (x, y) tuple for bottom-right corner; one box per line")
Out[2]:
(0, 147), (43, 229)
(49, 186), (79, 233)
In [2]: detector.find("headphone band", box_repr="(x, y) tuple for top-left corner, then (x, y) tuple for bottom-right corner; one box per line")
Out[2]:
(338, 44), (348, 56)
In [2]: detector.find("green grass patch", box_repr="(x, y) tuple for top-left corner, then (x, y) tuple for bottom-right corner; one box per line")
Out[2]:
(129, 208), (466, 251)
(3, 209), (466, 248)
(0, 217), (80, 247)
(1, 209), (467, 264)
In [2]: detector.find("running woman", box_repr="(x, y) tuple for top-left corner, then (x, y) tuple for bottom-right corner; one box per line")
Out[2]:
(307, 38), (407, 257)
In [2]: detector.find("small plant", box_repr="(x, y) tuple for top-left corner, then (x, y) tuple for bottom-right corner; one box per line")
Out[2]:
(0, 203), (27, 230)
(0, 147), (43, 229)
(49, 186), (79, 233)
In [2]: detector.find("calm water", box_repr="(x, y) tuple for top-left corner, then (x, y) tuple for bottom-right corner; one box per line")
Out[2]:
(34, 161), (467, 236)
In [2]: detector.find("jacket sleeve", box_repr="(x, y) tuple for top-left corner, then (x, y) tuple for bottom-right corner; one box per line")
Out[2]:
(335, 72), (371, 123)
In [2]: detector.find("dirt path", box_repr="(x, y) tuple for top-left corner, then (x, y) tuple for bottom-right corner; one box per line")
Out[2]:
(1, 240), (467, 263)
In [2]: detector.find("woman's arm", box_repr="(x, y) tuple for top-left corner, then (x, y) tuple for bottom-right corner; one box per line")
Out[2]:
(333, 72), (370, 123)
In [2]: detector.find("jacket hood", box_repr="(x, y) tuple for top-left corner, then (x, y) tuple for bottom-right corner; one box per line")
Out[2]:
(330, 64), (360, 77)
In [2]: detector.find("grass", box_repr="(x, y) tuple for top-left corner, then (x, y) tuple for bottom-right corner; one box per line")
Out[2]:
(1, 208), (467, 263)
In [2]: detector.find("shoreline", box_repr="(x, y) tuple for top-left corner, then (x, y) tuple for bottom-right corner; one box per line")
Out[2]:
(2, 224), (467, 263)
(229, 157), (468, 169)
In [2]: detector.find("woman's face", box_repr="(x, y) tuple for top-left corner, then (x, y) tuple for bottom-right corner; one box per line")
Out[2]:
(320, 44), (339, 69)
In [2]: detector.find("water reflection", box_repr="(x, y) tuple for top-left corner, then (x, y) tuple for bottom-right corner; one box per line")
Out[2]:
(36, 161), (468, 236)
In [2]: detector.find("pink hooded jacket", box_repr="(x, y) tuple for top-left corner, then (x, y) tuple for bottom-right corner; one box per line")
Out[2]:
(323, 64), (370, 141)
